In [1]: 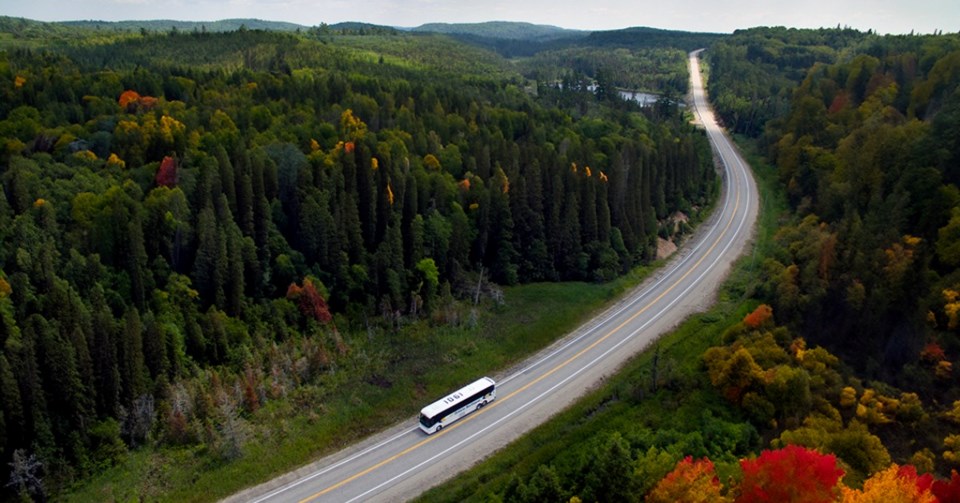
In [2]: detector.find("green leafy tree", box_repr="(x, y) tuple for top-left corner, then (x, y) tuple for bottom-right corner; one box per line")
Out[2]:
(582, 432), (637, 502)
(414, 258), (440, 314)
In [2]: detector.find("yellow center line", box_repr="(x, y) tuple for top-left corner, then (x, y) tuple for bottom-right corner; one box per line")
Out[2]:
(299, 73), (744, 503)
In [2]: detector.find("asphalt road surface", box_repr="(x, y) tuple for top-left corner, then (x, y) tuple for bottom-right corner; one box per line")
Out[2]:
(225, 49), (759, 503)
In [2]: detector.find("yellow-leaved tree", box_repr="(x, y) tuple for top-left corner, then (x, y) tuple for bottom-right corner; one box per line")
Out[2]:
(839, 465), (935, 503)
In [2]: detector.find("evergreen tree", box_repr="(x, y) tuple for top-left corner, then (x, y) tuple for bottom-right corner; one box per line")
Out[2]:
(448, 202), (472, 279)
(297, 189), (325, 266)
(0, 354), (25, 456)
(376, 213), (406, 311)
(141, 311), (169, 381)
(214, 144), (237, 216)
(118, 307), (148, 407)
(90, 285), (120, 417)
(487, 167), (518, 285)
(193, 204), (226, 308)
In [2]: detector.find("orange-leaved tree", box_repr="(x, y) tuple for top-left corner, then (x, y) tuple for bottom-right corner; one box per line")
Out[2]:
(646, 456), (730, 503)
(743, 304), (774, 329)
(119, 89), (141, 110)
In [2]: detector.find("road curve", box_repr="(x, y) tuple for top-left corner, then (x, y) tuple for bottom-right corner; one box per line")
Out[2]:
(224, 50), (758, 503)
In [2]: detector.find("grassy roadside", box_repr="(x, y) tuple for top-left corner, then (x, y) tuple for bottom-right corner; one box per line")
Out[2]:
(415, 136), (785, 501)
(64, 266), (657, 501)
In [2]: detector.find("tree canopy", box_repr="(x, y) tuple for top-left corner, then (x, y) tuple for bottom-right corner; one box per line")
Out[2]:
(0, 21), (716, 499)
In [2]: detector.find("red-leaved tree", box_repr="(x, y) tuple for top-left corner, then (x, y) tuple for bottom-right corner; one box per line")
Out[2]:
(900, 465), (935, 496)
(933, 469), (960, 502)
(156, 156), (177, 187)
(286, 279), (332, 324)
(920, 341), (947, 362)
(737, 445), (844, 503)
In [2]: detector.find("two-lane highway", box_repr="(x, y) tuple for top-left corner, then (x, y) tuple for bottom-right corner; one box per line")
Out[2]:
(225, 50), (758, 503)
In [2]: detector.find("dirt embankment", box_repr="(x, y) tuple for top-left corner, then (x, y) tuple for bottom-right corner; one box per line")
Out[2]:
(656, 211), (690, 260)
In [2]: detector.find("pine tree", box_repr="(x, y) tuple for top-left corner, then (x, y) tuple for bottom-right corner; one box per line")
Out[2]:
(211, 193), (246, 315)
(225, 222), (246, 316)
(596, 171), (611, 244)
(237, 171), (255, 239)
(15, 324), (56, 458)
(250, 149), (272, 257)
(118, 308), (148, 407)
(90, 286), (120, 417)
(298, 189), (325, 265)
(449, 203), (473, 279)
(0, 189), (12, 249)
(141, 311), (169, 380)
(581, 171), (599, 244)
(511, 166), (550, 282)
(402, 172), (420, 268)
(193, 204), (226, 308)
(559, 186), (583, 279)
(407, 214), (425, 271)
(350, 143), (378, 251)
(487, 167), (518, 285)
(214, 145), (237, 215)
(0, 353), (25, 455)
(124, 205), (150, 309)
(33, 314), (92, 462)
(376, 213), (406, 311)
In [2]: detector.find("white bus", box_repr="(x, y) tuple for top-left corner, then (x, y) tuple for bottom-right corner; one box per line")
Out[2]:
(419, 377), (496, 434)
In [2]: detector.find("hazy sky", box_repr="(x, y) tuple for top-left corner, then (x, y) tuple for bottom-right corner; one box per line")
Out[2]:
(4, 0), (958, 34)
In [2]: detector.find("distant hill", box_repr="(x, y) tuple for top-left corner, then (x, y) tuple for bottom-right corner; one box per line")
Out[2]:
(407, 21), (588, 58)
(583, 26), (726, 51)
(409, 22), (725, 58)
(1, 16), (725, 56)
(412, 21), (586, 41)
(325, 22), (401, 34)
(62, 18), (307, 33)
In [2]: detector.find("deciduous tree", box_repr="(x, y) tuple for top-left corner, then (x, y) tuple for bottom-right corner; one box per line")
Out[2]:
(647, 456), (729, 503)
(737, 445), (844, 503)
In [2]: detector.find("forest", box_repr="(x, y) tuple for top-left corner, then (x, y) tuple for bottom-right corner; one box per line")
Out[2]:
(0, 18), (717, 500)
(710, 25), (960, 395)
(419, 26), (960, 503)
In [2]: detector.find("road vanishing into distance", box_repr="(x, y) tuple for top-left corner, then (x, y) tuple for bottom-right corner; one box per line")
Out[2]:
(226, 50), (759, 503)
